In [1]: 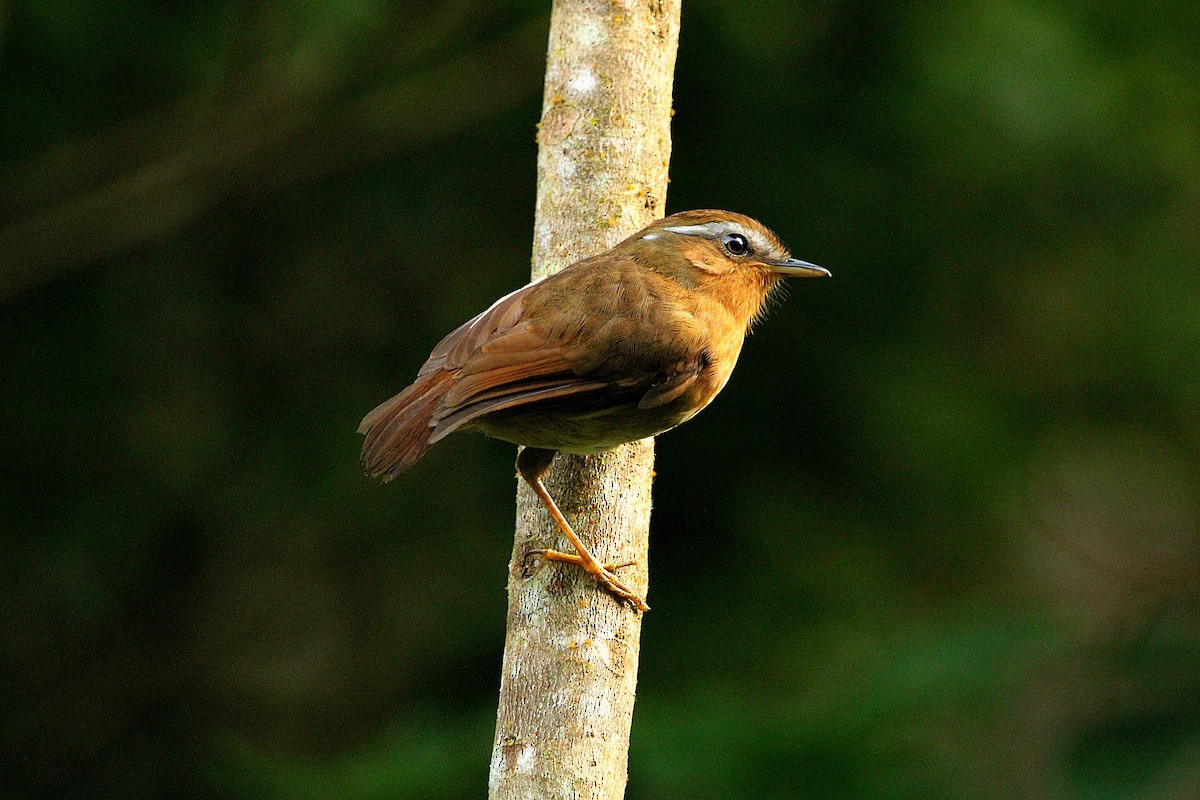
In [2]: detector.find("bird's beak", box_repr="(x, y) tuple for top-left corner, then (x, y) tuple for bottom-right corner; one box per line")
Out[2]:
(767, 258), (831, 278)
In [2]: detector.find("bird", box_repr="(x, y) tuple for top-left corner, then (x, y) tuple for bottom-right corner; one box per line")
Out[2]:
(359, 209), (830, 611)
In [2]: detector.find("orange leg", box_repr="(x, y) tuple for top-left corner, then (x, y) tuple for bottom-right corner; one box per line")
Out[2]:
(517, 447), (649, 612)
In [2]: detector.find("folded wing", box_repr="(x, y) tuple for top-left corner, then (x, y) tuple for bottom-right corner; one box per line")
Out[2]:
(360, 277), (611, 480)
(359, 261), (711, 480)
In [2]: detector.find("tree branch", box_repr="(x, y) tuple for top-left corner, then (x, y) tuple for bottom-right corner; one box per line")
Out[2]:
(489, 2), (681, 798)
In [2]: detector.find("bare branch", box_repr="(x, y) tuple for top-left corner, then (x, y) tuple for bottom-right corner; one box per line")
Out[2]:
(489, 2), (682, 798)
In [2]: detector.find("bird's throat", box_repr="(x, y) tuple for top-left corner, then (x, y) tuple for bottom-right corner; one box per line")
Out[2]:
(709, 269), (782, 330)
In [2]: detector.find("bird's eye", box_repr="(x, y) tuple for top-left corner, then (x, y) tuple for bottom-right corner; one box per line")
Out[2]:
(722, 233), (750, 257)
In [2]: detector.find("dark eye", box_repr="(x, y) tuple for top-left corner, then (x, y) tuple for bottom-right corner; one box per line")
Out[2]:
(722, 233), (750, 257)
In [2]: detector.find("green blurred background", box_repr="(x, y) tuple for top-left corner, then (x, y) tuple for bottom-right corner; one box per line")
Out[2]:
(3, 1), (1199, 798)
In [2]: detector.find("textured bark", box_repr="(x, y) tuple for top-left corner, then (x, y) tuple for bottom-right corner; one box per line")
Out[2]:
(488, 2), (681, 798)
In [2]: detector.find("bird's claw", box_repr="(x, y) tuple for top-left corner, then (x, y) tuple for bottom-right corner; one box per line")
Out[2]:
(526, 548), (649, 611)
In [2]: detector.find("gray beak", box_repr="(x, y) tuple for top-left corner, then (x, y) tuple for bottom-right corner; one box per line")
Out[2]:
(767, 258), (831, 278)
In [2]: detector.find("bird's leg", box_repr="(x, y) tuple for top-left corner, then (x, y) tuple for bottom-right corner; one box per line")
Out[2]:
(517, 447), (649, 612)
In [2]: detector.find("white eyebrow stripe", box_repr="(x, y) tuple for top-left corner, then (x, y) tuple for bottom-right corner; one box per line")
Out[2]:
(662, 222), (726, 236)
(640, 233), (661, 240)
(663, 220), (781, 257)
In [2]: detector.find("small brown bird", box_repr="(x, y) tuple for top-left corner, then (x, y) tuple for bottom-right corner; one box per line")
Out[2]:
(359, 209), (829, 611)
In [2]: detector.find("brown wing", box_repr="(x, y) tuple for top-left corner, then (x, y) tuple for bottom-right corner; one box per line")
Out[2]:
(360, 277), (612, 478)
(360, 258), (709, 478)
(418, 281), (530, 376)
(637, 363), (703, 410)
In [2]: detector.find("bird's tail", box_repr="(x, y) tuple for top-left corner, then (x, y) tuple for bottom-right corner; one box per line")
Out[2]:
(358, 370), (453, 481)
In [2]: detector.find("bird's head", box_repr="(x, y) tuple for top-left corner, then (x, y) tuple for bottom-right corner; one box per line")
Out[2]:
(621, 209), (830, 323)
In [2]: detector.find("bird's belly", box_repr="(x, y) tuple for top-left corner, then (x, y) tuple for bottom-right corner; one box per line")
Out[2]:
(475, 400), (699, 455)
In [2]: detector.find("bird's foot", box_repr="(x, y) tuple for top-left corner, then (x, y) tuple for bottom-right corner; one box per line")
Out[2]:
(527, 548), (649, 611)
(527, 548), (637, 571)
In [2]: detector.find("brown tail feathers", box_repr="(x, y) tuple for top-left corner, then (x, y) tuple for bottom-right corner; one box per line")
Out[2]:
(359, 370), (454, 481)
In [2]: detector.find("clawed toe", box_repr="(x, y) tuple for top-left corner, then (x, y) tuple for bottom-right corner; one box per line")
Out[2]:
(527, 548), (637, 572)
(525, 547), (648, 611)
